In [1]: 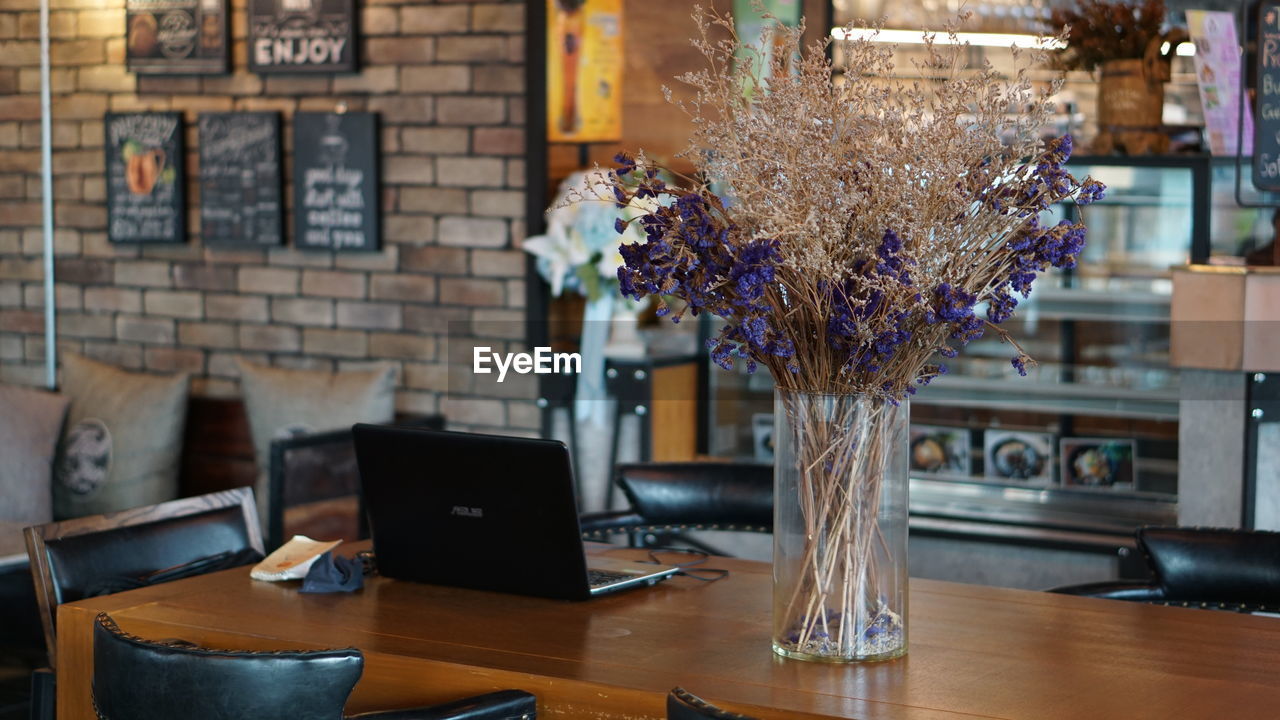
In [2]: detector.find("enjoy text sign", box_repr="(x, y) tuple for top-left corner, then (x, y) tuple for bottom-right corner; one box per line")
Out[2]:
(248, 0), (357, 74)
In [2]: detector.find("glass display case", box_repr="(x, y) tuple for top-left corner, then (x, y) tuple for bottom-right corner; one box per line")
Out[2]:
(705, 156), (1280, 556)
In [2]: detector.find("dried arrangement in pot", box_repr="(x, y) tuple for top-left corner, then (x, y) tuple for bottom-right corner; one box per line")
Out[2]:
(1049, 0), (1186, 154)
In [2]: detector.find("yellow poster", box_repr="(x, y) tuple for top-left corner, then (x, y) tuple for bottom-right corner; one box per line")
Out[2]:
(547, 0), (622, 143)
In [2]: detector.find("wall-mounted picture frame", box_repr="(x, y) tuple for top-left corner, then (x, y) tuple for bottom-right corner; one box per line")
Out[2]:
(198, 112), (283, 247)
(983, 430), (1055, 485)
(126, 0), (229, 75)
(1060, 437), (1136, 488)
(105, 112), (185, 244)
(248, 0), (359, 74)
(909, 424), (971, 478)
(292, 112), (380, 251)
(546, 0), (623, 142)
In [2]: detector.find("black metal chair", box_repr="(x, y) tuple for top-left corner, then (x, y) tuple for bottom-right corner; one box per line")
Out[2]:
(1049, 526), (1280, 612)
(667, 687), (758, 720)
(579, 462), (772, 556)
(267, 414), (444, 551)
(92, 612), (536, 720)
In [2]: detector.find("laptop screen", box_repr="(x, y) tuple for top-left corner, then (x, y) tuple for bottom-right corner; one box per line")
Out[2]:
(353, 424), (594, 600)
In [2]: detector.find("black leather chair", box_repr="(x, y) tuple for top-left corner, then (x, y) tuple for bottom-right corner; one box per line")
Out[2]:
(92, 613), (536, 720)
(667, 687), (758, 720)
(25, 487), (265, 667)
(24, 488), (265, 720)
(1050, 526), (1280, 612)
(579, 462), (772, 556)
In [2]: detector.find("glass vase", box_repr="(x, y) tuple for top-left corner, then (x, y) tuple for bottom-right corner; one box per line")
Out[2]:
(772, 388), (909, 663)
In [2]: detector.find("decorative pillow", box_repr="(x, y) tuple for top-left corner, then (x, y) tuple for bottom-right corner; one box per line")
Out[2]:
(0, 384), (70, 526)
(54, 353), (190, 519)
(236, 360), (396, 527)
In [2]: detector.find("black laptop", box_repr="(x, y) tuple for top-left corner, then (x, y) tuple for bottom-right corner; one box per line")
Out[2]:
(353, 424), (678, 600)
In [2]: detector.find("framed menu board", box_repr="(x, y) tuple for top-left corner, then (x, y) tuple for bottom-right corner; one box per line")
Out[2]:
(198, 113), (283, 247)
(292, 112), (379, 251)
(1255, 0), (1280, 190)
(248, 0), (358, 74)
(126, 0), (228, 74)
(105, 113), (185, 244)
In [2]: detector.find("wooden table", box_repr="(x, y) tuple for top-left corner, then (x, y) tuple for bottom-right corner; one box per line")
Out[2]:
(57, 543), (1280, 719)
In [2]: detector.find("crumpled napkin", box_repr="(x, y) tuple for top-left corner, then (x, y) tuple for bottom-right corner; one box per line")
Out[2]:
(299, 551), (364, 593)
(251, 535), (342, 582)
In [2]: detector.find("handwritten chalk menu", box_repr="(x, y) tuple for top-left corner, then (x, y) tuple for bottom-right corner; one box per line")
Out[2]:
(126, 0), (228, 74)
(105, 113), (185, 244)
(1255, 1), (1280, 189)
(293, 112), (379, 251)
(248, 0), (357, 74)
(198, 113), (282, 247)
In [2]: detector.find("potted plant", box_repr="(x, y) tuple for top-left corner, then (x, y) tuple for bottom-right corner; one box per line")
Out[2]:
(593, 10), (1105, 662)
(1050, 0), (1188, 154)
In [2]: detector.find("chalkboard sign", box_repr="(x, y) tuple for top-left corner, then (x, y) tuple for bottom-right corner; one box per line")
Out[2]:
(248, 0), (358, 74)
(293, 112), (380, 251)
(126, 0), (228, 74)
(1255, 0), (1280, 190)
(105, 113), (185, 244)
(198, 112), (283, 247)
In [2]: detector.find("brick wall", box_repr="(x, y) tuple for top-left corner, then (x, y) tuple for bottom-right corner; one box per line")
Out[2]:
(0, 0), (540, 434)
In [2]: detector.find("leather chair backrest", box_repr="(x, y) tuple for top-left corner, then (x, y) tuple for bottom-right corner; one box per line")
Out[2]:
(617, 463), (772, 527)
(43, 506), (258, 606)
(1140, 527), (1280, 604)
(93, 613), (362, 720)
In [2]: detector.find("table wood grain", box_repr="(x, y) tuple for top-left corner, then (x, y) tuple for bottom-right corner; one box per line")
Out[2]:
(56, 543), (1280, 719)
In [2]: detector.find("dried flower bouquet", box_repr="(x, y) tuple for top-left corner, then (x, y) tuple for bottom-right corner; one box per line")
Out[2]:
(1049, 0), (1168, 73)
(597, 7), (1106, 660)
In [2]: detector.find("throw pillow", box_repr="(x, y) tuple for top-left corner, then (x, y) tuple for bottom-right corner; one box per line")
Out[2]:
(236, 360), (396, 527)
(54, 353), (190, 519)
(0, 384), (70, 525)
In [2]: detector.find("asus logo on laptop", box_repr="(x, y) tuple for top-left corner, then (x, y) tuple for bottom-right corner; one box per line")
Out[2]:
(450, 505), (484, 518)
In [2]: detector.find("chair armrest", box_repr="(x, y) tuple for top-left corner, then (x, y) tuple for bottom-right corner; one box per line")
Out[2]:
(578, 511), (646, 538)
(1048, 581), (1166, 602)
(347, 690), (536, 720)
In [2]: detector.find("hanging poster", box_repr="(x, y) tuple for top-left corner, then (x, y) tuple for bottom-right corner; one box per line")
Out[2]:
(1187, 10), (1253, 157)
(546, 0), (622, 143)
(292, 112), (380, 251)
(248, 0), (358, 74)
(105, 112), (185, 244)
(126, 0), (228, 74)
(198, 113), (283, 247)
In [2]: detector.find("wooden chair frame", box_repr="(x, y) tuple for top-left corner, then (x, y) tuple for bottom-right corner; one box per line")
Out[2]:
(23, 487), (263, 668)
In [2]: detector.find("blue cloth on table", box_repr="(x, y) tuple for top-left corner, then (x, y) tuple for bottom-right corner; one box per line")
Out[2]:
(299, 551), (364, 593)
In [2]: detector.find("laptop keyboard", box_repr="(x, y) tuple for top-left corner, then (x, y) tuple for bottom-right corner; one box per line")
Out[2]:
(587, 569), (638, 588)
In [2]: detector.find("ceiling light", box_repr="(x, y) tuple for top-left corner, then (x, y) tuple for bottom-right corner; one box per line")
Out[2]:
(832, 27), (1066, 50)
